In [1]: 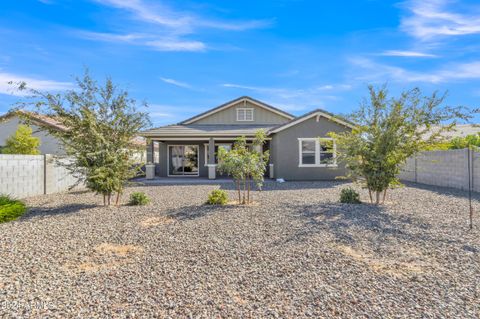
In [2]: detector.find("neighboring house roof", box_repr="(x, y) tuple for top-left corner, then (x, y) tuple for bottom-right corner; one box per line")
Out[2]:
(179, 96), (295, 125)
(0, 110), (67, 131)
(142, 124), (276, 138)
(0, 110), (146, 146)
(434, 124), (480, 139)
(268, 108), (356, 134)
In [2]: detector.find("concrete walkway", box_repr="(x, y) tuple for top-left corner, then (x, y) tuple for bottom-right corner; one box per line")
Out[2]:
(132, 177), (276, 185)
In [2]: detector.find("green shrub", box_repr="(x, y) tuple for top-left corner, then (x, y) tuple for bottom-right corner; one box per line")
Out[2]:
(129, 192), (150, 206)
(340, 187), (361, 204)
(0, 195), (27, 223)
(207, 189), (228, 205)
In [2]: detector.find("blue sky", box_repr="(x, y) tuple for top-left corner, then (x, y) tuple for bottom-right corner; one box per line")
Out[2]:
(1, 0), (480, 126)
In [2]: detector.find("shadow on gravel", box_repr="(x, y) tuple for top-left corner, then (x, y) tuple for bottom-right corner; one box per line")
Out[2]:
(164, 204), (229, 221)
(403, 181), (480, 201)
(22, 204), (98, 219)
(282, 202), (432, 245)
(130, 180), (351, 192)
(239, 180), (352, 192)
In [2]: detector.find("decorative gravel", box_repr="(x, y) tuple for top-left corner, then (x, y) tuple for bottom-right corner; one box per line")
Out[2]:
(0, 181), (479, 318)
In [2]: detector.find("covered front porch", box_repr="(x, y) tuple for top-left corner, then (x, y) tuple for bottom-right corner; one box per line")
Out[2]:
(146, 136), (273, 180)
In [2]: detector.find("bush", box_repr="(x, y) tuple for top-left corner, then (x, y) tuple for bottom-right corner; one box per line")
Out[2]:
(340, 187), (361, 204)
(129, 192), (150, 206)
(207, 189), (228, 205)
(0, 195), (27, 223)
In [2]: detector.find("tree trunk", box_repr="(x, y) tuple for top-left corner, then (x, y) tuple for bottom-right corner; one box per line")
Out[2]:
(382, 189), (387, 204)
(107, 193), (111, 206)
(368, 188), (373, 203)
(236, 179), (241, 204)
(115, 191), (121, 206)
(247, 176), (251, 204)
(242, 178), (246, 204)
(103, 194), (106, 206)
(375, 191), (381, 205)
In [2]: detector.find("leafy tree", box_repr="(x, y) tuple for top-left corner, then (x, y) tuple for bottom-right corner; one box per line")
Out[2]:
(2, 124), (40, 155)
(217, 130), (269, 204)
(449, 133), (480, 149)
(330, 85), (470, 204)
(13, 71), (150, 206)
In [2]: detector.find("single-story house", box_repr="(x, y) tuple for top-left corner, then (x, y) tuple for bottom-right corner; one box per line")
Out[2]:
(0, 110), (146, 159)
(0, 110), (67, 154)
(141, 96), (355, 180)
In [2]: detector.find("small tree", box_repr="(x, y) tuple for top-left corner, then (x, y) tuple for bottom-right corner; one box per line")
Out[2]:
(2, 124), (40, 155)
(13, 71), (150, 205)
(330, 85), (470, 204)
(217, 130), (269, 204)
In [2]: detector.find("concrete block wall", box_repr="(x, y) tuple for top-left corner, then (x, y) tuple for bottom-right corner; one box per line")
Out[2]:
(399, 148), (477, 192)
(0, 155), (44, 197)
(0, 154), (83, 198)
(44, 155), (81, 194)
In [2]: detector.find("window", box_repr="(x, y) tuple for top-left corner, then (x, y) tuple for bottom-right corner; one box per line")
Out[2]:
(204, 143), (232, 165)
(298, 138), (336, 167)
(236, 108), (254, 121)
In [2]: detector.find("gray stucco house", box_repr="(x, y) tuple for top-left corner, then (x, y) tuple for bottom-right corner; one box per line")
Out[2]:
(142, 96), (354, 180)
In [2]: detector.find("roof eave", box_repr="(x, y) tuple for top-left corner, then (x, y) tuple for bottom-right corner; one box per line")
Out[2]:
(268, 110), (356, 134)
(179, 96), (295, 125)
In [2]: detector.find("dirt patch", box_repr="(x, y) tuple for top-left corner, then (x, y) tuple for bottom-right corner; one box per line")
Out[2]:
(226, 289), (248, 305)
(63, 243), (144, 273)
(336, 244), (427, 277)
(139, 217), (174, 227)
(314, 214), (342, 222)
(94, 243), (144, 257)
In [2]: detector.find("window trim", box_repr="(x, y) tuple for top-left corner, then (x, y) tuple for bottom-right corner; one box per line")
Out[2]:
(298, 138), (337, 167)
(236, 108), (254, 122)
(204, 143), (232, 166)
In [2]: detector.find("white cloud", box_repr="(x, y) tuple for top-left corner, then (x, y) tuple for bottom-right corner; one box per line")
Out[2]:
(159, 77), (192, 88)
(221, 83), (352, 112)
(0, 71), (73, 96)
(95, 0), (188, 29)
(77, 31), (207, 52)
(93, 0), (271, 33)
(77, 31), (145, 43)
(85, 0), (271, 52)
(350, 57), (480, 83)
(146, 39), (206, 52)
(401, 0), (480, 39)
(380, 50), (438, 57)
(149, 111), (174, 118)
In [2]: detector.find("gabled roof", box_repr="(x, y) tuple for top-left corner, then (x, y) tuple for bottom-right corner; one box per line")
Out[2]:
(179, 96), (295, 125)
(142, 124), (276, 137)
(268, 108), (356, 134)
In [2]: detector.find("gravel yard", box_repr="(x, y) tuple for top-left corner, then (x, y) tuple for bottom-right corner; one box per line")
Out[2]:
(1, 181), (479, 318)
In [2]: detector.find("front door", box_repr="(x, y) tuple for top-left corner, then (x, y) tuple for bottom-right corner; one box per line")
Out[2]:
(168, 145), (199, 176)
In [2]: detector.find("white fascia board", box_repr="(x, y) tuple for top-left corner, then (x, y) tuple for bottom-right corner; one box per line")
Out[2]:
(269, 111), (355, 134)
(182, 98), (294, 124)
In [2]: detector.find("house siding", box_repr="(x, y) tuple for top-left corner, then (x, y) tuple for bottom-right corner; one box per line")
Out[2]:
(271, 116), (350, 180)
(0, 116), (65, 155)
(192, 100), (290, 125)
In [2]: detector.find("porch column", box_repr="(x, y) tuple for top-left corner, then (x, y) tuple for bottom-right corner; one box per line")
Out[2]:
(145, 139), (156, 179)
(208, 137), (216, 179)
(146, 139), (154, 163)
